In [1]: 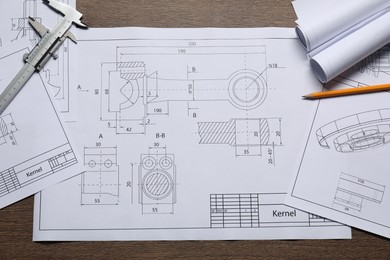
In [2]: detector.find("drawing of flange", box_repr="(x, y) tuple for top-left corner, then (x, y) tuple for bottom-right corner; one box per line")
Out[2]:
(316, 109), (390, 152)
(228, 70), (267, 110)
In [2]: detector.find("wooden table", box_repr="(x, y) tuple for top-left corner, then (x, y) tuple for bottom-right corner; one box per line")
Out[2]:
(0, 0), (389, 258)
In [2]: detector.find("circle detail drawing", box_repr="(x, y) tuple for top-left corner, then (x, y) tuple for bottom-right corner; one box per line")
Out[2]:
(228, 70), (267, 110)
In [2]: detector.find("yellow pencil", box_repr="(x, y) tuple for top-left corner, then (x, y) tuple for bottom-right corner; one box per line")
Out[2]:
(303, 83), (390, 99)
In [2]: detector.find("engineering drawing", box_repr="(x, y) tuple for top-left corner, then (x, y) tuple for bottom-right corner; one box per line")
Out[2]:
(352, 45), (390, 78)
(0, 147), (77, 198)
(0, 114), (18, 146)
(333, 172), (385, 212)
(11, 0), (40, 45)
(10, 0), (71, 113)
(198, 118), (282, 159)
(210, 193), (336, 228)
(100, 42), (268, 134)
(139, 147), (176, 214)
(331, 76), (368, 89)
(316, 109), (390, 153)
(81, 147), (119, 205)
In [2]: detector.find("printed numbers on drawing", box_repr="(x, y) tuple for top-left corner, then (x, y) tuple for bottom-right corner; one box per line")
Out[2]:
(95, 198), (100, 204)
(95, 89), (99, 95)
(152, 207), (158, 213)
(127, 181), (132, 187)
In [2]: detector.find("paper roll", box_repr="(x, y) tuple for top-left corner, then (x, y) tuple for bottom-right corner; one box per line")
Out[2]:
(310, 10), (390, 83)
(294, 0), (390, 52)
(293, 0), (390, 83)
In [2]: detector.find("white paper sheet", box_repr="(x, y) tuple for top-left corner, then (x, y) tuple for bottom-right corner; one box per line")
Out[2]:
(286, 45), (390, 238)
(0, 0), (78, 118)
(33, 27), (350, 241)
(0, 41), (83, 209)
(293, 0), (390, 83)
(293, 0), (390, 52)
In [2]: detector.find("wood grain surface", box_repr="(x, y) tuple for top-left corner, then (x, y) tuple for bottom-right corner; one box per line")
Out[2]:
(0, 0), (389, 258)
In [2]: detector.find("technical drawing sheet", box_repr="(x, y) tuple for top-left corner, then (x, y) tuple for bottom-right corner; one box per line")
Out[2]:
(0, 0), (78, 119)
(286, 45), (390, 238)
(0, 41), (83, 209)
(34, 27), (351, 240)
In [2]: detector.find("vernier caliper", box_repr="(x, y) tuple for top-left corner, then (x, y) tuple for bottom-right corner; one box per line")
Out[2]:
(0, 0), (87, 115)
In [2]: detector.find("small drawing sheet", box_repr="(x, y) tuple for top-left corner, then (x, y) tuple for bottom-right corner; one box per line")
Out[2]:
(34, 27), (351, 241)
(286, 44), (390, 238)
(0, 0), (78, 119)
(0, 41), (83, 209)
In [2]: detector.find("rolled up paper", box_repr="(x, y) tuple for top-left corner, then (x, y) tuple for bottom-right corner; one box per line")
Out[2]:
(293, 0), (390, 82)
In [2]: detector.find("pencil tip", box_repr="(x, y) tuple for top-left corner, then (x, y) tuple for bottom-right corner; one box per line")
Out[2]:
(302, 94), (314, 100)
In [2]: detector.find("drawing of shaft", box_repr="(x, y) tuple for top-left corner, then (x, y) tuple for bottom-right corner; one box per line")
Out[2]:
(116, 63), (267, 110)
(198, 119), (271, 146)
(149, 69), (267, 110)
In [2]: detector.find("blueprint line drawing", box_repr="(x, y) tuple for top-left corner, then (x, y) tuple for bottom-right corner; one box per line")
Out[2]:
(210, 193), (341, 228)
(352, 44), (390, 78)
(198, 118), (282, 160)
(11, 0), (41, 45)
(0, 144), (77, 198)
(33, 29), (352, 240)
(316, 109), (390, 153)
(0, 113), (18, 146)
(0, 42), (82, 209)
(333, 172), (385, 212)
(100, 42), (269, 135)
(139, 147), (176, 214)
(6, 0), (72, 114)
(331, 76), (368, 89)
(81, 147), (119, 205)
